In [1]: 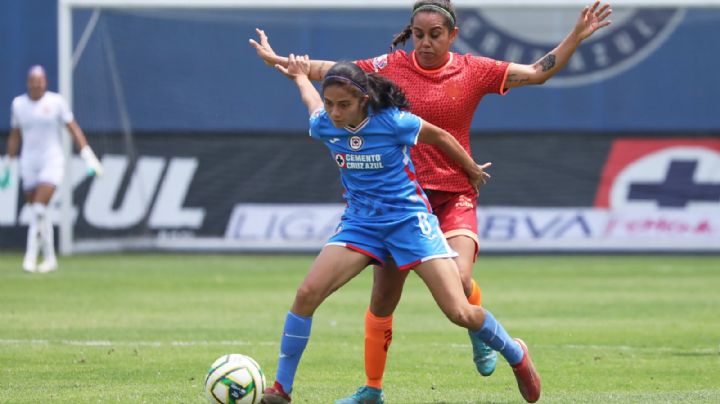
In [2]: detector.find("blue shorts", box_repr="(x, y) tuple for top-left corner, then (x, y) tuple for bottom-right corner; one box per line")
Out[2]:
(326, 212), (458, 270)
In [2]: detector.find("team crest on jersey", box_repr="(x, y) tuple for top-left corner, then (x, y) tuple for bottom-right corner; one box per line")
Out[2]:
(349, 136), (364, 151)
(454, 7), (685, 87)
(444, 80), (463, 99)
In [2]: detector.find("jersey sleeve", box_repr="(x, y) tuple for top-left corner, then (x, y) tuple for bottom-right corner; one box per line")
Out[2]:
(391, 109), (422, 146)
(469, 56), (511, 96)
(58, 95), (75, 123)
(308, 107), (326, 139)
(10, 99), (18, 129)
(355, 52), (396, 73)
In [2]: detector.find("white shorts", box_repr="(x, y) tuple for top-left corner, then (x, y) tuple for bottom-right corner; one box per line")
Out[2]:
(20, 154), (65, 191)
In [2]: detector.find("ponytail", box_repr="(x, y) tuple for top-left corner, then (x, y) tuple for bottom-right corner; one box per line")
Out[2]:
(366, 73), (410, 111)
(390, 24), (412, 51)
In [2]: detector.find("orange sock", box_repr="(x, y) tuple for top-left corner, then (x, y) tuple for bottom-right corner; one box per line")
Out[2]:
(364, 309), (393, 389)
(467, 279), (482, 306)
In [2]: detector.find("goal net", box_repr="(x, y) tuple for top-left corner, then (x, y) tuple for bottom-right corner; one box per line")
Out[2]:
(58, 0), (720, 254)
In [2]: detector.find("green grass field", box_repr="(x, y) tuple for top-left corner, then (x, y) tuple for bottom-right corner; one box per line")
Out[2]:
(0, 253), (719, 403)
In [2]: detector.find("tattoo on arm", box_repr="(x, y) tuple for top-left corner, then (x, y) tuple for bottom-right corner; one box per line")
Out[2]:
(308, 61), (338, 80)
(320, 61), (332, 78)
(537, 54), (556, 72)
(310, 61), (328, 80)
(507, 74), (530, 84)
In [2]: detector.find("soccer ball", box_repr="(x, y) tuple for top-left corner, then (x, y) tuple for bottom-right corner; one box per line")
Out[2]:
(205, 354), (266, 404)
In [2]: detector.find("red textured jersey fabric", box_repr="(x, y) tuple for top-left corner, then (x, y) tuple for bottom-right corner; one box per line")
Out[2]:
(356, 50), (509, 193)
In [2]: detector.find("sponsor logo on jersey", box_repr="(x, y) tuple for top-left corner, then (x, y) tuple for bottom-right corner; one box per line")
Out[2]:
(349, 135), (364, 150)
(335, 153), (384, 170)
(335, 153), (347, 168)
(454, 7), (685, 86)
(595, 139), (720, 210)
(455, 195), (475, 209)
(372, 54), (389, 71)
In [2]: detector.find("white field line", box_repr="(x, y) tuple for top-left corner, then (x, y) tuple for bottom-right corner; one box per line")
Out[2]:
(0, 339), (716, 354)
(0, 339), (277, 347)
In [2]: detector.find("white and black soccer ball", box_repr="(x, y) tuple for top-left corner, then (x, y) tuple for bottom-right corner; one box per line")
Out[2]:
(205, 354), (266, 404)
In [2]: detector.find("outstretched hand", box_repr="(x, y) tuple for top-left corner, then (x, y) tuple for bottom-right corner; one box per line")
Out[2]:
(275, 54), (311, 80)
(80, 146), (104, 177)
(469, 162), (492, 192)
(575, 1), (612, 41)
(249, 28), (280, 67)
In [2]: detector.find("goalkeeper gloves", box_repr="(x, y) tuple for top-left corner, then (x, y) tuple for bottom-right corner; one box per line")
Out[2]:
(0, 156), (13, 190)
(80, 146), (104, 177)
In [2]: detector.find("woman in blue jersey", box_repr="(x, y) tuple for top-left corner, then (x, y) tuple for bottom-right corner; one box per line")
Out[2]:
(260, 55), (540, 404)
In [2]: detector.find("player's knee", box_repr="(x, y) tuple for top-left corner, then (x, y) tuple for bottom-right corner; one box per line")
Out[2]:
(370, 287), (400, 316)
(452, 258), (472, 289)
(32, 202), (46, 218)
(370, 274), (404, 316)
(459, 272), (474, 296)
(293, 284), (324, 314)
(369, 295), (399, 317)
(444, 304), (474, 328)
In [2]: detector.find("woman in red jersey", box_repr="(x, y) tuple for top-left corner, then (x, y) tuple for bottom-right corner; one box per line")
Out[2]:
(250, 1), (611, 403)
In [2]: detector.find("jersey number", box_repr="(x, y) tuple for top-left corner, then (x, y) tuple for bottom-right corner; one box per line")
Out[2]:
(417, 212), (433, 236)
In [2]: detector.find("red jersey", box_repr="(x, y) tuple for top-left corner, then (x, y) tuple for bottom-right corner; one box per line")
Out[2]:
(356, 50), (509, 193)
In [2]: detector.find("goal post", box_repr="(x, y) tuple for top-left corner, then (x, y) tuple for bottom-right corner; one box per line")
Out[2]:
(57, 0), (720, 255)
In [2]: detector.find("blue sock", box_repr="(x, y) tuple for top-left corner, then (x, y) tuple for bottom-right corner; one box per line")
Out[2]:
(472, 309), (524, 366)
(275, 311), (312, 394)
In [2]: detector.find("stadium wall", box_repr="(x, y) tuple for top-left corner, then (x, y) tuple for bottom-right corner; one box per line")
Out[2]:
(2, 5), (719, 132)
(0, 0), (58, 127)
(68, 7), (718, 132)
(1, 131), (718, 252)
(1, 3), (719, 252)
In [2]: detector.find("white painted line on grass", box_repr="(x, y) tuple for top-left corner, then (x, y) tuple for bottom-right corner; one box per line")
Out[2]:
(1, 339), (715, 354)
(0, 339), (278, 347)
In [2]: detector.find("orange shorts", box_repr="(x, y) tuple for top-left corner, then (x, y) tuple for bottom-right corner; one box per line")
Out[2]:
(425, 189), (479, 255)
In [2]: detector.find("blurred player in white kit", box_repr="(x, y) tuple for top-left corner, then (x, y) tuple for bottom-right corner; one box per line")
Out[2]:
(0, 65), (104, 273)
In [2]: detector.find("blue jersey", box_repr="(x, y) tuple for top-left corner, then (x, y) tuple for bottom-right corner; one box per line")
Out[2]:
(309, 107), (430, 220)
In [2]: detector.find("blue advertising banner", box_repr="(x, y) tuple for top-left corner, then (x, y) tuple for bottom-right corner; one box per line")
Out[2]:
(2, 131), (718, 252)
